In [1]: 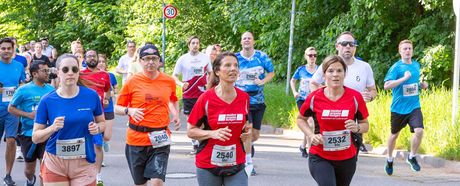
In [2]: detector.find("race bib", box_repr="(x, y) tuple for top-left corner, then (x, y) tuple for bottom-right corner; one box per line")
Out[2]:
(192, 66), (205, 76)
(2, 87), (16, 102)
(56, 137), (86, 159)
(403, 83), (418, 97)
(148, 130), (171, 148)
(211, 144), (237, 167)
(299, 79), (310, 94)
(322, 129), (351, 151)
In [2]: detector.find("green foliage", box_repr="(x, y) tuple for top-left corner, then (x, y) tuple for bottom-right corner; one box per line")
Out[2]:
(420, 45), (453, 87)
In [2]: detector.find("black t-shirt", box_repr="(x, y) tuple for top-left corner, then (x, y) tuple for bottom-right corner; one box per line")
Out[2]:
(32, 54), (51, 66)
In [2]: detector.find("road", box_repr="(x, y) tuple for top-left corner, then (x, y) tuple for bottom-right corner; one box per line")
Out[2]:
(1, 115), (459, 186)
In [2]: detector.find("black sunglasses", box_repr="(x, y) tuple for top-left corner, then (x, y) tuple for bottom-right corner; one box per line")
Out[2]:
(62, 66), (79, 74)
(337, 41), (357, 47)
(307, 54), (317, 58)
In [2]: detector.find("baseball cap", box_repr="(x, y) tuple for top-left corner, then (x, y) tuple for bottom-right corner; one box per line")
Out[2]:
(139, 44), (162, 62)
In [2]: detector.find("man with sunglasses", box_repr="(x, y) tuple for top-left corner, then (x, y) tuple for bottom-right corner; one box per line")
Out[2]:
(310, 31), (377, 153)
(80, 50), (111, 186)
(116, 44), (180, 186)
(0, 37), (26, 186)
(8, 61), (54, 186)
(290, 47), (318, 158)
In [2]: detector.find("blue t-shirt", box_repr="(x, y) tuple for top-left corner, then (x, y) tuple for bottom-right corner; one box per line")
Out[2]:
(384, 60), (421, 114)
(104, 72), (118, 113)
(10, 82), (54, 136)
(292, 65), (317, 101)
(14, 55), (28, 68)
(0, 60), (26, 117)
(235, 50), (274, 104)
(35, 86), (103, 163)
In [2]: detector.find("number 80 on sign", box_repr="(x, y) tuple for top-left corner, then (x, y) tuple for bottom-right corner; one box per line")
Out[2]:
(163, 5), (178, 19)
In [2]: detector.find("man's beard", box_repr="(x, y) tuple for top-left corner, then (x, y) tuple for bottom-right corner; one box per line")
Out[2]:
(87, 61), (98, 68)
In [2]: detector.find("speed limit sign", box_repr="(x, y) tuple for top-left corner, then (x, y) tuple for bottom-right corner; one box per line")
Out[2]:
(163, 5), (178, 19)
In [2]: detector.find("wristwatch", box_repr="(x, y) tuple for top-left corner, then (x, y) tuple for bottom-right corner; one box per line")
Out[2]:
(124, 107), (129, 115)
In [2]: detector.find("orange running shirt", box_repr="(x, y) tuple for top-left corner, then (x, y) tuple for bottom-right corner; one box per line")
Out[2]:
(117, 72), (178, 146)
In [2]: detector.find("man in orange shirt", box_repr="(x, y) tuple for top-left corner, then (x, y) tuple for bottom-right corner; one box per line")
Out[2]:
(115, 44), (180, 186)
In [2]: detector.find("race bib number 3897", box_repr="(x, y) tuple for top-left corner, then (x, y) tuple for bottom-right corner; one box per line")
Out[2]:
(56, 137), (86, 159)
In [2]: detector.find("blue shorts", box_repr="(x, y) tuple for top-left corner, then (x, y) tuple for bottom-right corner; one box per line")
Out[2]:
(93, 133), (103, 147)
(0, 113), (19, 141)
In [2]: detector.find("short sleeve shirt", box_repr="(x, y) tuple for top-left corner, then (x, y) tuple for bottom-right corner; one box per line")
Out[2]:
(80, 69), (111, 104)
(299, 87), (369, 161)
(188, 88), (249, 168)
(235, 50), (274, 104)
(311, 58), (375, 92)
(35, 86), (103, 163)
(292, 65), (317, 101)
(10, 82), (54, 136)
(104, 72), (118, 113)
(117, 72), (178, 146)
(384, 60), (421, 114)
(0, 60), (26, 116)
(173, 52), (212, 99)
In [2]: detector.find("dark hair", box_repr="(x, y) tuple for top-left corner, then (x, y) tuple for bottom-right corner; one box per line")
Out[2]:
(0, 37), (15, 48)
(322, 55), (347, 74)
(206, 52), (238, 89)
(186, 36), (200, 46)
(336, 31), (355, 43)
(55, 53), (92, 87)
(126, 40), (136, 47)
(29, 60), (48, 78)
(85, 49), (98, 59)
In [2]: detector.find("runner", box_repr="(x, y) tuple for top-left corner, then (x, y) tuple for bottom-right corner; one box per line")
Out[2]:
(32, 54), (105, 185)
(115, 44), (180, 186)
(383, 39), (428, 175)
(310, 31), (377, 153)
(116, 40), (136, 85)
(290, 47), (318, 158)
(297, 55), (369, 186)
(235, 31), (275, 176)
(97, 54), (118, 153)
(80, 50), (111, 186)
(188, 52), (251, 186)
(172, 36), (212, 154)
(0, 37), (26, 186)
(8, 60), (54, 186)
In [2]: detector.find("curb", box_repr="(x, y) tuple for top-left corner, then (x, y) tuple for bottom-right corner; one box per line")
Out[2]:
(266, 126), (460, 170)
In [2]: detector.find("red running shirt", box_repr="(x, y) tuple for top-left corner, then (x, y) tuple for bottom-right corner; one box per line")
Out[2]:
(299, 87), (369, 161)
(80, 69), (111, 102)
(188, 88), (249, 168)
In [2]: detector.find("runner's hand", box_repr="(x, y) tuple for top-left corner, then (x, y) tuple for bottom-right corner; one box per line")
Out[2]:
(345, 119), (359, 133)
(88, 122), (100, 135)
(182, 82), (189, 90)
(51, 116), (65, 132)
(128, 108), (145, 123)
(310, 134), (323, 145)
(172, 115), (181, 131)
(254, 77), (264, 86)
(212, 126), (232, 142)
(27, 111), (36, 120)
(293, 91), (300, 98)
(403, 71), (411, 80)
(420, 81), (429, 89)
(240, 123), (252, 141)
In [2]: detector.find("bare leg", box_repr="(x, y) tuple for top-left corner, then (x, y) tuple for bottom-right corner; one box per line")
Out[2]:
(410, 128), (424, 155)
(5, 137), (16, 175)
(387, 132), (400, 158)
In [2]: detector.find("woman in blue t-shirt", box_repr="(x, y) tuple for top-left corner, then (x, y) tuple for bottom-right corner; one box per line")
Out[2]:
(32, 54), (105, 185)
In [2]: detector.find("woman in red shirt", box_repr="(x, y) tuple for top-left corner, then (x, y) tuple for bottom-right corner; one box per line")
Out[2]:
(188, 52), (252, 186)
(297, 55), (369, 186)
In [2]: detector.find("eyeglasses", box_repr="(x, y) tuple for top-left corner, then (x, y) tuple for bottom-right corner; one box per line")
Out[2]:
(0, 47), (12, 50)
(38, 69), (50, 73)
(337, 41), (357, 47)
(86, 55), (96, 58)
(141, 56), (160, 62)
(61, 66), (79, 74)
(307, 54), (317, 58)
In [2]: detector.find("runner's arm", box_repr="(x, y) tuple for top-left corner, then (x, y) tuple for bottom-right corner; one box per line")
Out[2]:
(290, 78), (298, 97)
(7, 104), (34, 119)
(187, 124), (232, 142)
(32, 122), (60, 144)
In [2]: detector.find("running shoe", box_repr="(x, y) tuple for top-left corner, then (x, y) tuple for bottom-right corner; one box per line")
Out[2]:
(97, 180), (104, 186)
(385, 160), (393, 176)
(406, 156), (421, 171)
(244, 162), (254, 177)
(16, 149), (24, 162)
(25, 175), (36, 186)
(359, 145), (368, 154)
(103, 141), (110, 152)
(101, 161), (106, 167)
(299, 146), (308, 158)
(251, 167), (257, 176)
(3, 175), (15, 186)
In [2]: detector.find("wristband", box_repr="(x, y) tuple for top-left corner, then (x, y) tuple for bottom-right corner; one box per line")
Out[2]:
(124, 107), (129, 115)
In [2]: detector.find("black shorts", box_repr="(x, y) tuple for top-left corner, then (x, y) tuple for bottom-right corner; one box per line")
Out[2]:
(247, 103), (266, 130)
(309, 154), (357, 186)
(17, 135), (46, 162)
(391, 108), (424, 134)
(125, 144), (170, 185)
(183, 98), (198, 115)
(104, 112), (115, 120)
(296, 100), (305, 110)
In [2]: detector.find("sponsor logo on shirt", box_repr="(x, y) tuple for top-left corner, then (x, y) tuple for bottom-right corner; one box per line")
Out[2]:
(321, 110), (349, 120)
(78, 108), (91, 111)
(217, 114), (244, 124)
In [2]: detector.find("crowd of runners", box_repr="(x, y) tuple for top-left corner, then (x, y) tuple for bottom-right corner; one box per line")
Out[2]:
(0, 30), (428, 186)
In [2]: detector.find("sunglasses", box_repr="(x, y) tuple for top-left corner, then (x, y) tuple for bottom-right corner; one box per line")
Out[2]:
(307, 54), (317, 58)
(61, 66), (79, 74)
(337, 41), (357, 47)
(141, 56), (160, 62)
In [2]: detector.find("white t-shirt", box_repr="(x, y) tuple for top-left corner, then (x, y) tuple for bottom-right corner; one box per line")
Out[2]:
(173, 52), (212, 81)
(116, 54), (133, 84)
(311, 58), (375, 92)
